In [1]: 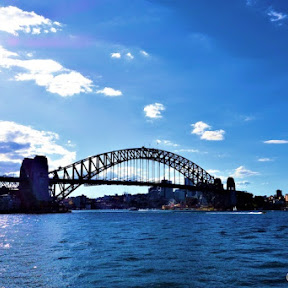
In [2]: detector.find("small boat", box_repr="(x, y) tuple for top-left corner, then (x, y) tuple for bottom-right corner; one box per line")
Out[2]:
(128, 207), (138, 211)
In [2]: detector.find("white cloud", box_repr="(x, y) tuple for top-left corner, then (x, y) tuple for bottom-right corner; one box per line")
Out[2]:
(0, 121), (76, 171)
(16, 71), (93, 97)
(111, 52), (121, 59)
(264, 140), (288, 144)
(191, 121), (225, 141)
(258, 158), (273, 162)
(126, 52), (134, 60)
(96, 87), (122, 97)
(32, 28), (41, 35)
(144, 103), (165, 119)
(191, 121), (211, 135)
(0, 6), (61, 36)
(156, 139), (179, 147)
(233, 166), (259, 178)
(0, 45), (93, 97)
(201, 130), (225, 141)
(267, 9), (287, 22)
(140, 50), (149, 57)
(0, 45), (18, 59)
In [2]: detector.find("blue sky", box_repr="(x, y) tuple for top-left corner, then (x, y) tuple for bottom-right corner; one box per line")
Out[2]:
(1, 0), (288, 197)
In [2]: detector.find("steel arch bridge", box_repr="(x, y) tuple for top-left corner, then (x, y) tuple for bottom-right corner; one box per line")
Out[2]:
(49, 147), (215, 200)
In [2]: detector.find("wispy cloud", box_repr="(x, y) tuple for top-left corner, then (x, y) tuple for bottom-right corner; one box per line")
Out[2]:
(111, 52), (121, 59)
(0, 121), (76, 173)
(233, 166), (259, 178)
(267, 9), (287, 22)
(0, 46), (93, 97)
(236, 181), (251, 186)
(258, 158), (273, 162)
(246, 0), (256, 6)
(0, 6), (61, 36)
(144, 103), (165, 119)
(243, 116), (255, 122)
(96, 87), (122, 97)
(110, 50), (149, 61)
(140, 50), (149, 57)
(188, 33), (211, 50)
(156, 139), (179, 147)
(191, 121), (225, 141)
(126, 52), (134, 60)
(264, 140), (288, 144)
(174, 148), (200, 153)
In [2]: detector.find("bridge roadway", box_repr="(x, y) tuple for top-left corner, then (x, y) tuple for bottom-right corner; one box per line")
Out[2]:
(0, 176), (20, 183)
(0, 176), (209, 192)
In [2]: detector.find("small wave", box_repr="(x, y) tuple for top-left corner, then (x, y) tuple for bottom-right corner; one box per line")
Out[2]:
(257, 261), (286, 269)
(57, 256), (72, 260)
(122, 256), (140, 262)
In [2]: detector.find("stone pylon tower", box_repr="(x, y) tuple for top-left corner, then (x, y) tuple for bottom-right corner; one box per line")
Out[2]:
(19, 156), (51, 207)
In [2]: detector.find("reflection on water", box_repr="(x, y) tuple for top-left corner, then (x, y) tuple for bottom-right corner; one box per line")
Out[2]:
(0, 211), (288, 287)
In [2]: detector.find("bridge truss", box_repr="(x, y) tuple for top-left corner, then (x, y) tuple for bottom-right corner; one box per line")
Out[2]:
(49, 147), (214, 200)
(0, 176), (20, 190)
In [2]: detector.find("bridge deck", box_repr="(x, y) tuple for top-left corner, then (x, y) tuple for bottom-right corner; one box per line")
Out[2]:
(0, 177), (213, 191)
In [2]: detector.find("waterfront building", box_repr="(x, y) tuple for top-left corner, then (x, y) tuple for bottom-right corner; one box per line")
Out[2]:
(276, 189), (283, 199)
(148, 186), (162, 200)
(74, 195), (88, 209)
(174, 189), (186, 202)
(159, 180), (173, 200)
(185, 178), (193, 186)
(0, 194), (21, 212)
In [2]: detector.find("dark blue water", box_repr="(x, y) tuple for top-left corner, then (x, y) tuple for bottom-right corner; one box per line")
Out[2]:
(1, 210), (288, 288)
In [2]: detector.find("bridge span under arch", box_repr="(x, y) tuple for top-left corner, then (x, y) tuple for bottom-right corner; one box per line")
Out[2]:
(49, 147), (215, 200)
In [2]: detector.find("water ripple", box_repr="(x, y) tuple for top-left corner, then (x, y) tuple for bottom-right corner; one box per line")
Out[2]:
(0, 211), (288, 287)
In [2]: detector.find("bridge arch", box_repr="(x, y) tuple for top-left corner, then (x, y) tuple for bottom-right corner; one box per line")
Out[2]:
(49, 147), (214, 200)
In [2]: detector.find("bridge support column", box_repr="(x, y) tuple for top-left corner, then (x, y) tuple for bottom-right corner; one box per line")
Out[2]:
(19, 156), (51, 209)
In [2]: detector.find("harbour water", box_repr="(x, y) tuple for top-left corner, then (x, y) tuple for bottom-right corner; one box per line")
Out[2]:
(1, 210), (288, 287)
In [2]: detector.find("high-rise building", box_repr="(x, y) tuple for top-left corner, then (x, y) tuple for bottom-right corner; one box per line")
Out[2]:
(276, 189), (283, 199)
(160, 179), (174, 200)
(174, 189), (186, 202)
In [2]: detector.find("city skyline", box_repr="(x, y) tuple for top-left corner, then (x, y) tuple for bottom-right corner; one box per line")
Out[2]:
(1, 0), (288, 197)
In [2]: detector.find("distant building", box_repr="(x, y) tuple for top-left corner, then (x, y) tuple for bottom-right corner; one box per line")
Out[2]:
(160, 180), (173, 200)
(185, 178), (193, 186)
(148, 186), (161, 200)
(276, 189), (283, 199)
(174, 189), (186, 202)
(74, 195), (88, 209)
(0, 194), (21, 212)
